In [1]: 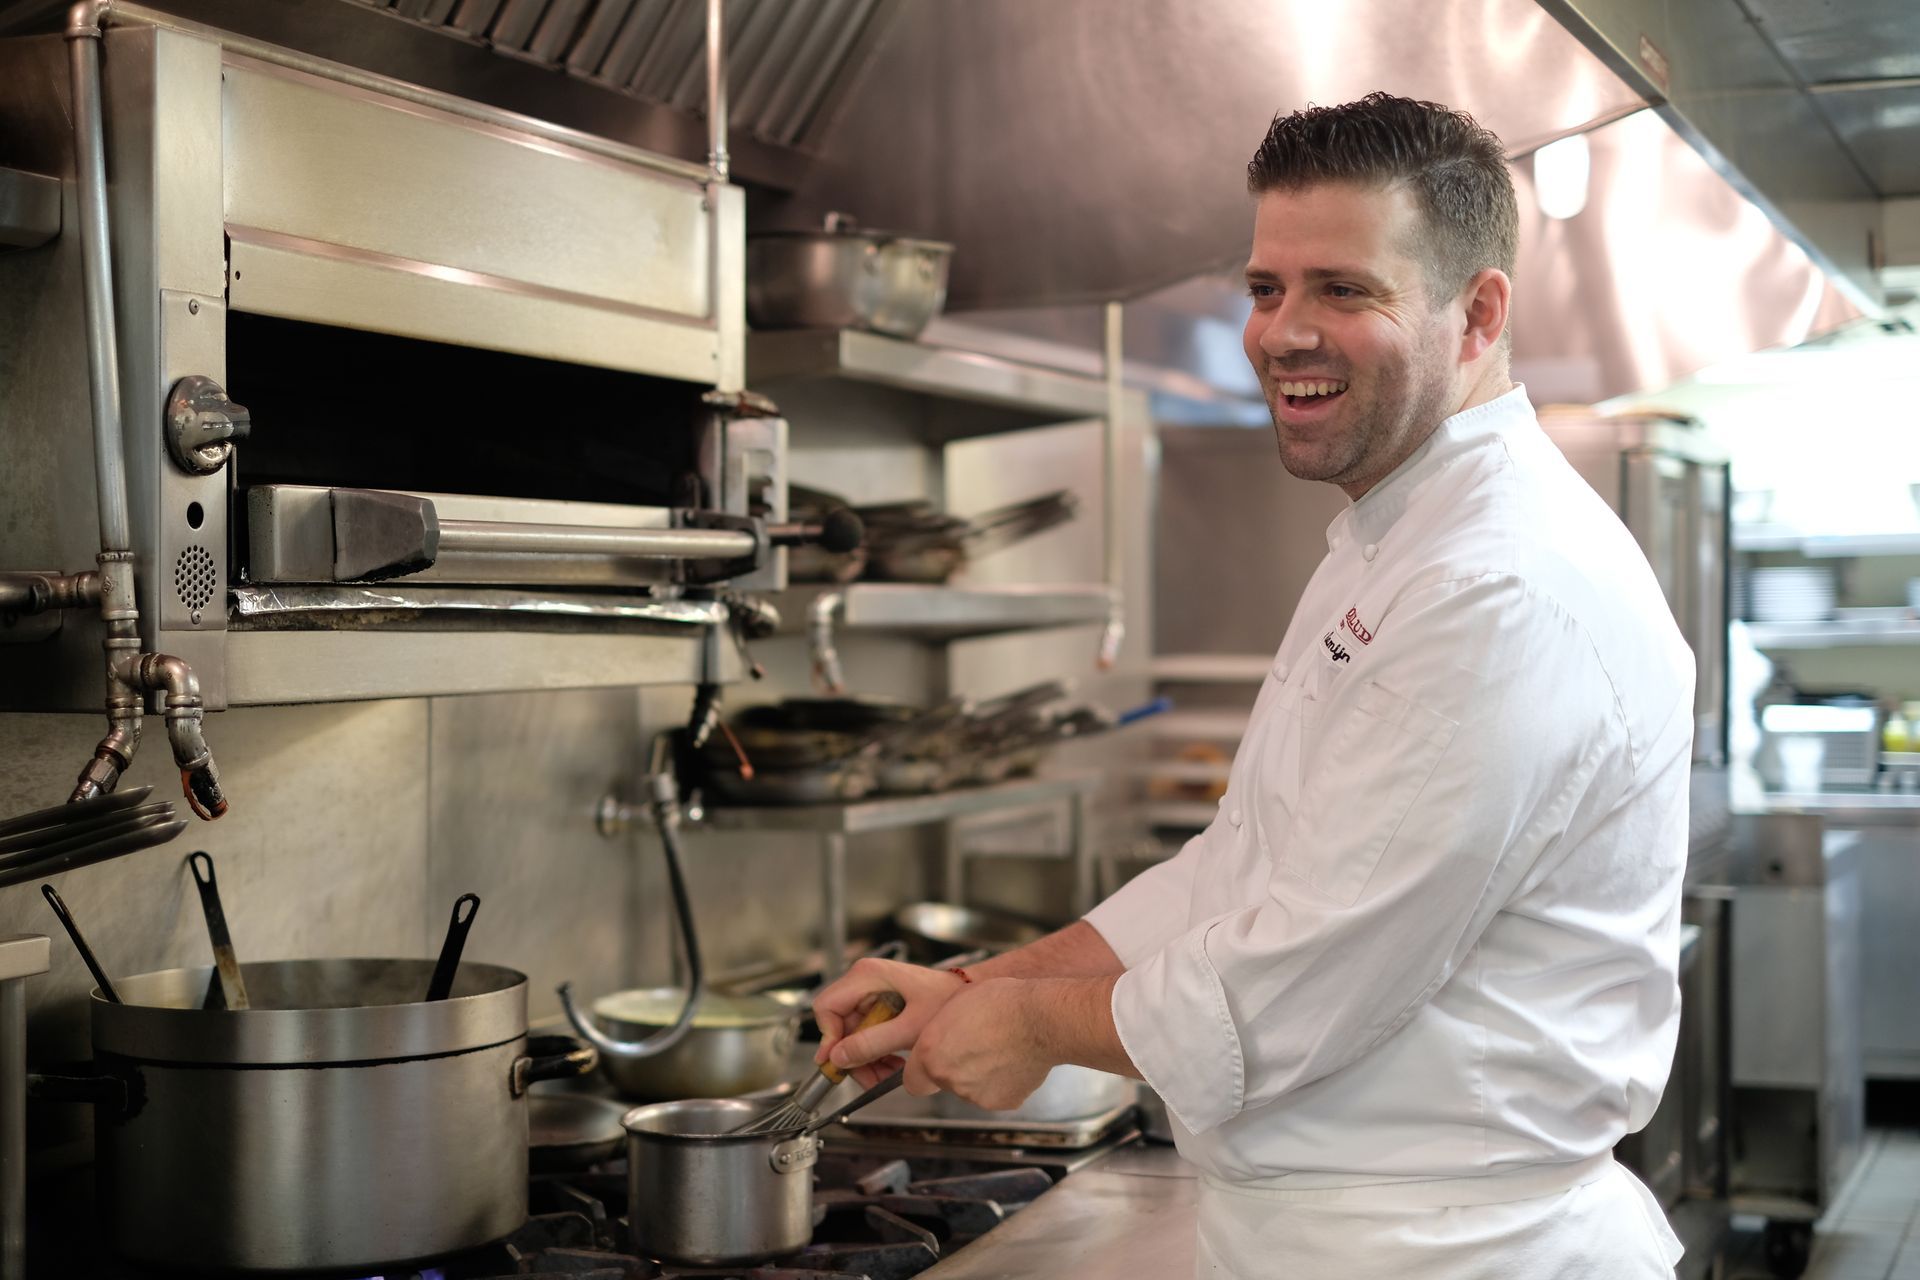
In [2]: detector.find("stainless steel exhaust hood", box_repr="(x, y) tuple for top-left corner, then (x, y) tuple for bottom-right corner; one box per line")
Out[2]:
(1536, 0), (1919, 311)
(778, 0), (1649, 310)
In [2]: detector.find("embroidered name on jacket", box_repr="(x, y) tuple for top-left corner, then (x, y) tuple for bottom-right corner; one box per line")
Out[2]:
(1343, 607), (1374, 645)
(1323, 632), (1351, 663)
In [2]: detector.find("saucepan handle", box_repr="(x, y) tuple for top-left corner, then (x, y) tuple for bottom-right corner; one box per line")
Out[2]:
(510, 1034), (598, 1097)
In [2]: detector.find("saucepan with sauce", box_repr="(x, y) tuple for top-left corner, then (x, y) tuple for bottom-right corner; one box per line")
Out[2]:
(574, 986), (805, 1100)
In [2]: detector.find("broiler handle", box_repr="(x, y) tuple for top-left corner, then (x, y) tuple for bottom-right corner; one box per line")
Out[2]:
(819, 990), (905, 1085)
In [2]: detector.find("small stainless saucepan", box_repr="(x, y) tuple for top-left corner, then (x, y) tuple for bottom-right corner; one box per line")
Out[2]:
(577, 987), (803, 1100)
(623, 1074), (903, 1265)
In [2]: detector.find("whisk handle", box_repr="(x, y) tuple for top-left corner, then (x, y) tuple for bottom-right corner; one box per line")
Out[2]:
(820, 990), (906, 1085)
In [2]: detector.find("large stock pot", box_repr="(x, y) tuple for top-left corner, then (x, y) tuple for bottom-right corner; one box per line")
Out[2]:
(82, 958), (593, 1273)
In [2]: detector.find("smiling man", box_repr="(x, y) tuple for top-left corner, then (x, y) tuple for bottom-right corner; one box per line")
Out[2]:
(813, 93), (1694, 1279)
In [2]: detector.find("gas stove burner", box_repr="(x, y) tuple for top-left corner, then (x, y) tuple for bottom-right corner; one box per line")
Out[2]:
(455, 1144), (1063, 1280)
(28, 1129), (1136, 1278)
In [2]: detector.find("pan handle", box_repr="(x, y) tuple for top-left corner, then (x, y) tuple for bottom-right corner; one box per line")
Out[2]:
(28, 1069), (131, 1118)
(509, 1034), (598, 1098)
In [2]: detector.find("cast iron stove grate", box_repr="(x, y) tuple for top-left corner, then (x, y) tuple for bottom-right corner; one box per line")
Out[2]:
(379, 1148), (1057, 1280)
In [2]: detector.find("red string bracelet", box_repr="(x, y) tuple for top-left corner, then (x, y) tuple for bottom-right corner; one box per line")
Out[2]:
(950, 967), (973, 984)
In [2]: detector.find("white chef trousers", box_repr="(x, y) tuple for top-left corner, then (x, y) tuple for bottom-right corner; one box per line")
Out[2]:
(1194, 1154), (1684, 1280)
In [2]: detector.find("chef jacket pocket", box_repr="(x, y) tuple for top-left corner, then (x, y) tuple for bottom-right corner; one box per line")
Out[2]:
(1280, 680), (1458, 907)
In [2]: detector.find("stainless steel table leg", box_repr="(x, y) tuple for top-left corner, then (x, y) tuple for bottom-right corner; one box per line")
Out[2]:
(820, 833), (849, 983)
(1, 935), (51, 1280)
(941, 817), (965, 904)
(1070, 791), (1095, 916)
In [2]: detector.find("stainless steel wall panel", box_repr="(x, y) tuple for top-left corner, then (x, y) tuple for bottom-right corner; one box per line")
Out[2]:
(792, 0), (1648, 310)
(1731, 889), (1827, 1088)
(1855, 830), (1920, 1078)
(0, 700), (432, 1076)
(426, 689), (642, 1022)
(224, 630), (708, 703)
(221, 58), (714, 323)
(0, 40), (114, 709)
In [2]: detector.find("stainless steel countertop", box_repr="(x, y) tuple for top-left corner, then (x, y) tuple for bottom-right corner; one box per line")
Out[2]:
(920, 1140), (1199, 1278)
(1755, 793), (1920, 826)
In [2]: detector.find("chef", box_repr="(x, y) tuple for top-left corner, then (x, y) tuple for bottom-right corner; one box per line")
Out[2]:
(814, 92), (1692, 1279)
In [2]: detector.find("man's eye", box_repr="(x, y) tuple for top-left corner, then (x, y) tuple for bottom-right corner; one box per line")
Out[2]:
(1248, 283), (1278, 299)
(1327, 284), (1359, 299)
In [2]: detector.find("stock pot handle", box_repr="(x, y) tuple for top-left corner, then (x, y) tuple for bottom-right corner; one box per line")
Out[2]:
(510, 1034), (598, 1097)
(28, 1068), (132, 1118)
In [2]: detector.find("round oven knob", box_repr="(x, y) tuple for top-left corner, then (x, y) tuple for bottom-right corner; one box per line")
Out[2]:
(165, 374), (251, 476)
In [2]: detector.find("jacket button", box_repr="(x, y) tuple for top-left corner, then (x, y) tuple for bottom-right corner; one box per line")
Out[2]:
(1229, 808), (1243, 826)
(1362, 543), (1379, 561)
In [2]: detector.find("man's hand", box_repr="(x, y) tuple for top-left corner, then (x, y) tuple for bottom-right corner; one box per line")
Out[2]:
(900, 977), (1054, 1109)
(813, 957), (966, 1089)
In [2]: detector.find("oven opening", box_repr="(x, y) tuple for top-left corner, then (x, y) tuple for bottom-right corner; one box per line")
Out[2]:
(226, 312), (707, 509)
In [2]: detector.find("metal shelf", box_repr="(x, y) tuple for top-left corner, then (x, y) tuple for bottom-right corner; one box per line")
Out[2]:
(1734, 526), (1920, 557)
(1745, 614), (1920, 649)
(1755, 793), (1920, 822)
(698, 771), (1102, 835)
(1144, 800), (1219, 830)
(1150, 653), (1272, 682)
(1148, 711), (1249, 742)
(769, 582), (1113, 641)
(748, 329), (1121, 437)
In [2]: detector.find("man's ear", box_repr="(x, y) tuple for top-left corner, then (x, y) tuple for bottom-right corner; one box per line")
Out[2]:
(1458, 268), (1511, 362)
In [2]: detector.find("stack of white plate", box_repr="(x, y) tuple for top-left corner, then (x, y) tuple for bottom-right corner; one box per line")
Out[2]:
(1747, 566), (1836, 623)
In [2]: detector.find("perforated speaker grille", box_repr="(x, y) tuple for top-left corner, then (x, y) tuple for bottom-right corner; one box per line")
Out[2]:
(174, 545), (217, 611)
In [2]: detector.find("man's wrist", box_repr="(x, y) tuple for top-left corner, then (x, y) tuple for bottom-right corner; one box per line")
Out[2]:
(1016, 974), (1119, 1066)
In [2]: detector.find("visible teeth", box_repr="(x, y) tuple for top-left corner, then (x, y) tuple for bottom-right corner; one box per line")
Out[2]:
(1279, 380), (1348, 397)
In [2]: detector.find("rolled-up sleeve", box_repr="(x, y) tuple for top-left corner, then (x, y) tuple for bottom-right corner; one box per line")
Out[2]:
(1112, 574), (1628, 1136)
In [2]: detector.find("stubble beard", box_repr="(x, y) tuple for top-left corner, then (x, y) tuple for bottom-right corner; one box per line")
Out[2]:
(1267, 332), (1456, 494)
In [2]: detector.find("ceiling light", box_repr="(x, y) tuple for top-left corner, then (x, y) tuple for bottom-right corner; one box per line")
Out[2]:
(1533, 133), (1591, 221)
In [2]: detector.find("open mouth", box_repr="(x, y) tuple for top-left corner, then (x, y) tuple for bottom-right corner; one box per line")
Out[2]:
(1279, 378), (1348, 410)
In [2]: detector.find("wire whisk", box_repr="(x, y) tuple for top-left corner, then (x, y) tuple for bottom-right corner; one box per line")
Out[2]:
(735, 990), (904, 1135)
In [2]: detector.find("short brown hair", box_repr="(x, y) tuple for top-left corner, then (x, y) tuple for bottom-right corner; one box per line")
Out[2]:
(1246, 92), (1518, 299)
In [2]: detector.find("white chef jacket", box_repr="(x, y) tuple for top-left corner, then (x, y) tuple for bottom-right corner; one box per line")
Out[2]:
(1088, 387), (1695, 1196)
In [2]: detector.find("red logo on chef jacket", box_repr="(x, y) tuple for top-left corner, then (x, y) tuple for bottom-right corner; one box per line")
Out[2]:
(1342, 607), (1374, 645)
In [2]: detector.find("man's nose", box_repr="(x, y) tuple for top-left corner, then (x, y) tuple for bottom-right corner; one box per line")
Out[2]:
(1255, 293), (1321, 359)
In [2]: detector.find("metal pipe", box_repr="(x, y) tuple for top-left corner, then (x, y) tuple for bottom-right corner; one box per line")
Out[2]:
(705, 0), (729, 184)
(67, 1), (126, 554)
(1070, 790), (1095, 915)
(136, 653), (225, 819)
(560, 768), (705, 1060)
(0, 571), (100, 615)
(807, 590), (846, 694)
(435, 519), (756, 561)
(1098, 300), (1126, 669)
(819, 832), (848, 983)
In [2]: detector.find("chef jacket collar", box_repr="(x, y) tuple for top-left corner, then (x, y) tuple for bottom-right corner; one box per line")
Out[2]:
(1325, 383), (1534, 552)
